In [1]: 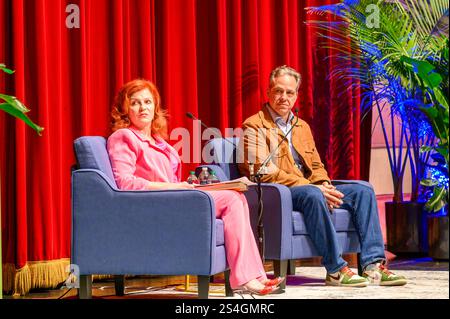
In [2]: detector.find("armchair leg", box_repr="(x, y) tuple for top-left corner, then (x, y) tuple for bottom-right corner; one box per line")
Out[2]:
(288, 259), (296, 275)
(357, 253), (363, 276)
(224, 270), (234, 297)
(78, 275), (92, 299)
(197, 275), (210, 299)
(114, 275), (125, 296)
(272, 260), (288, 290)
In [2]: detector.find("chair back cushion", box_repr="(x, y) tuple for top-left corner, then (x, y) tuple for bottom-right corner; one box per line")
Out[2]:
(74, 136), (117, 187)
(207, 137), (241, 180)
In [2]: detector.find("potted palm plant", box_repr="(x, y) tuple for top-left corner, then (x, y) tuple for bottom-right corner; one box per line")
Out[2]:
(0, 63), (43, 298)
(403, 54), (449, 259)
(306, 0), (449, 253)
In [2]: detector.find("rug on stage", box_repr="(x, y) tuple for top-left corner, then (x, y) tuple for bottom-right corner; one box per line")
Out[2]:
(66, 266), (448, 299)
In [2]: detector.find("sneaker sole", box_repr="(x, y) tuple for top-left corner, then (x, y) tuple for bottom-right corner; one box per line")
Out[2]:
(325, 281), (369, 287)
(364, 276), (408, 286)
(380, 279), (407, 286)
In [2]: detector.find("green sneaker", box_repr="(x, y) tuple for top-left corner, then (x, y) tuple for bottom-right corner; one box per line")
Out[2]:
(363, 262), (407, 286)
(325, 266), (369, 287)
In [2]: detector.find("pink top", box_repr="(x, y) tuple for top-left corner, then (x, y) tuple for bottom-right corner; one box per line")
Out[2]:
(107, 127), (181, 190)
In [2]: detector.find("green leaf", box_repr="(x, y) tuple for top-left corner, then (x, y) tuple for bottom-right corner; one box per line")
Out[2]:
(420, 178), (438, 186)
(414, 58), (435, 74)
(420, 145), (435, 153)
(425, 186), (448, 212)
(1, 64), (43, 136)
(402, 56), (443, 89)
(426, 72), (444, 88)
(420, 105), (439, 119)
(0, 93), (30, 113)
(436, 147), (449, 158)
(0, 63), (15, 74)
(426, 198), (446, 212)
(434, 88), (449, 109)
(0, 103), (44, 136)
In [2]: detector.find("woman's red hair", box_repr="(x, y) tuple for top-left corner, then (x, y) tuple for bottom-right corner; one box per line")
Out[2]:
(111, 79), (168, 139)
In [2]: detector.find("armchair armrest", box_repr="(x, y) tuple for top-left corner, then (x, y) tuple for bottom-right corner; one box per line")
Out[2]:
(244, 183), (294, 260)
(71, 169), (218, 275)
(332, 179), (374, 190)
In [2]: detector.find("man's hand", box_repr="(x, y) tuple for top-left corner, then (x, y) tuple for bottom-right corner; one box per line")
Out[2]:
(314, 182), (344, 211)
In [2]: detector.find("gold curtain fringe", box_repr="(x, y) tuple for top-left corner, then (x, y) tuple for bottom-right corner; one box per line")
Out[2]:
(2, 259), (126, 296)
(2, 263), (16, 295)
(2, 259), (70, 296)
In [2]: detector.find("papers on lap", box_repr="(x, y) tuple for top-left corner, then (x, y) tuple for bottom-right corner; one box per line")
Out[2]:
(194, 177), (256, 192)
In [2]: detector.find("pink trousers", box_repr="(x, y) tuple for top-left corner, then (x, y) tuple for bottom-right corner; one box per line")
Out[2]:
(208, 190), (267, 288)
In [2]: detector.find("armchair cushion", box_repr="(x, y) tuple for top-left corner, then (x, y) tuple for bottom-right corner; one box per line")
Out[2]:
(74, 136), (117, 187)
(204, 137), (241, 180)
(215, 220), (224, 246)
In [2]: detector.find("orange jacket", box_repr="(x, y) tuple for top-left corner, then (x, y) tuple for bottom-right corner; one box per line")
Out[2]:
(237, 105), (331, 187)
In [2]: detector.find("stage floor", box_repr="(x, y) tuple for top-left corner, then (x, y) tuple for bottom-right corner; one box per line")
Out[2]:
(5, 256), (448, 299)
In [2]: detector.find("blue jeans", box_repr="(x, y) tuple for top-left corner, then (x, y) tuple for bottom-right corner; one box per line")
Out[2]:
(290, 182), (385, 274)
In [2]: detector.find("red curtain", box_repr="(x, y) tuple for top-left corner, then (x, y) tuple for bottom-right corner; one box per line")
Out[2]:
(0, 0), (367, 294)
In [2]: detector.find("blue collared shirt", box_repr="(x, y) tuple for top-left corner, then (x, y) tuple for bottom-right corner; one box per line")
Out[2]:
(266, 104), (303, 171)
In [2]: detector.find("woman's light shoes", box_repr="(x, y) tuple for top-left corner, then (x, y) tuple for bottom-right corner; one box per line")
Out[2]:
(234, 276), (286, 298)
(233, 284), (282, 297)
(262, 276), (285, 287)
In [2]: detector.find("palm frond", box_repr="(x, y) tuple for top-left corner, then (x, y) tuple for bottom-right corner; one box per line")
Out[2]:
(430, 9), (449, 37)
(305, 4), (349, 17)
(404, 0), (448, 39)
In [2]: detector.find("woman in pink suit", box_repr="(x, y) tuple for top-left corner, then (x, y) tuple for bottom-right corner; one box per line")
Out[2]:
(107, 79), (284, 296)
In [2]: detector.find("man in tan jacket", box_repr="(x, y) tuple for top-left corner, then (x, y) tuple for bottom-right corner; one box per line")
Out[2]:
(238, 65), (406, 287)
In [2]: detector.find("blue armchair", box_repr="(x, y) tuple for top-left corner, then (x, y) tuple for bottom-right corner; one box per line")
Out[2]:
(72, 136), (232, 299)
(198, 138), (363, 289)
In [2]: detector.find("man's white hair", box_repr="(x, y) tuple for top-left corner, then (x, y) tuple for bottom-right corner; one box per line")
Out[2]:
(269, 65), (301, 90)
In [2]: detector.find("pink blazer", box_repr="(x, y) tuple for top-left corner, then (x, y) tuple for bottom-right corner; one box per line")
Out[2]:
(107, 128), (181, 190)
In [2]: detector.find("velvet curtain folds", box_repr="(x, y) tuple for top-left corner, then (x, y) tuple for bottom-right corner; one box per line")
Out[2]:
(0, 0), (369, 295)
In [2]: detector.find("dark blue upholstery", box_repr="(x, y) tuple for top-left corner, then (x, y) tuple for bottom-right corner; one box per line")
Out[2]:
(200, 138), (362, 281)
(203, 138), (241, 180)
(72, 136), (230, 298)
(73, 136), (117, 186)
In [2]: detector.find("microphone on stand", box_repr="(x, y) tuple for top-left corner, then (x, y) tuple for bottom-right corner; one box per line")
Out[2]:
(255, 108), (299, 177)
(185, 112), (237, 148)
(186, 112), (210, 130)
(253, 107), (299, 262)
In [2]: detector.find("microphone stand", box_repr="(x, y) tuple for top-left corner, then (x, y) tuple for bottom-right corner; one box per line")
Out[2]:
(252, 109), (299, 263)
(252, 168), (265, 262)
